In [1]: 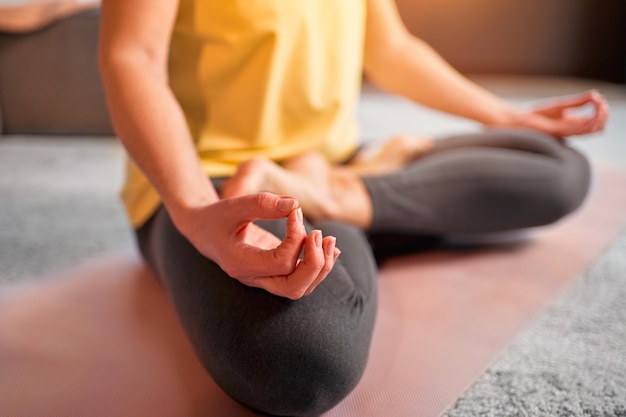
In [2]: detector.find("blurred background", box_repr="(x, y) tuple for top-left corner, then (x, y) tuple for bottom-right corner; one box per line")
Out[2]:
(0, 0), (624, 136)
(396, 0), (625, 83)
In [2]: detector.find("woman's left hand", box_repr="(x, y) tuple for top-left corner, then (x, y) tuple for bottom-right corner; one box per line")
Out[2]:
(510, 90), (609, 138)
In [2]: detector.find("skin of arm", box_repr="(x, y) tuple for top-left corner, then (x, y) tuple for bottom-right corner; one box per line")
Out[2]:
(363, 0), (609, 137)
(99, 0), (217, 216)
(99, 0), (338, 299)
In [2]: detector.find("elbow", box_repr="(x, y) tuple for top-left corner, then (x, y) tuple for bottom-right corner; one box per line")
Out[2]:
(98, 45), (167, 89)
(97, 47), (115, 85)
(363, 32), (412, 92)
(98, 45), (129, 90)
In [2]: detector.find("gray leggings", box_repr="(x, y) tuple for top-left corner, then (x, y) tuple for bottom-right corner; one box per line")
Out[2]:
(135, 129), (590, 417)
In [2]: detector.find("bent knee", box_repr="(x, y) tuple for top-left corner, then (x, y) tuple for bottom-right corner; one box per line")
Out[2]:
(547, 148), (591, 222)
(213, 345), (365, 417)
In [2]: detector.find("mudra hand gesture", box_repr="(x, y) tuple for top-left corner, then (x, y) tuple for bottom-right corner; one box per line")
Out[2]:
(512, 90), (609, 138)
(173, 192), (339, 300)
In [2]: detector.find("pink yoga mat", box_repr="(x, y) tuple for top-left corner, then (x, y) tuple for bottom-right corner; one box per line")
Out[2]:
(1, 165), (625, 417)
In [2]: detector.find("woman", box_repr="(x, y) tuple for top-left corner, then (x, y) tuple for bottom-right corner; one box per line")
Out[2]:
(98, 0), (608, 415)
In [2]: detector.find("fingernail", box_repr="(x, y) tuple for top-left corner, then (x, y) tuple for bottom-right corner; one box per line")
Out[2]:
(314, 230), (322, 248)
(277, 197), (296, 212)
(325, 237), (336, 256)
(333, 248), (341, 262)
(296, 207), (303, 223)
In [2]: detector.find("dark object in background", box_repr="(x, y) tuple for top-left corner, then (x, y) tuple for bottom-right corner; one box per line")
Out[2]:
(396, 0), (626, 84)
(0, 2), (623, 137)
(0, 9), (113, 135)
(578, 0), (626, 84)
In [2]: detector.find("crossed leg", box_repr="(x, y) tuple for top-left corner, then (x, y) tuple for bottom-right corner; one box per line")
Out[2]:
(221, 135), (433, 227)
(138, 128), (591, 416)
(221, 129), (591, 235)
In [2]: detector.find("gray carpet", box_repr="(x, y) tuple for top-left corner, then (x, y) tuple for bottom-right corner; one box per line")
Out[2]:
(443, 232), (626, 417)
(1, 76), (625, 415)
(0, 137), (133, 284)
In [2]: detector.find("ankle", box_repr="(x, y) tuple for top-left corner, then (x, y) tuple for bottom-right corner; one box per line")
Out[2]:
(328, 172), (373, 228)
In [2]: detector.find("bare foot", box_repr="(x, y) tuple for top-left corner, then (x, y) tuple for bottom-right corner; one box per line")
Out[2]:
(349, 134), (434, 175)
(221, 154), (373, 227)
(221, 156), (337, 221)
(220, 157), (275, 198)
(290, 155), (374, 227)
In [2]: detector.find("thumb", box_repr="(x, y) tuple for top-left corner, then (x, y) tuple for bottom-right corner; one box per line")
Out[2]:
(230, 192), (299, 223)
(534, 91), (595, 116)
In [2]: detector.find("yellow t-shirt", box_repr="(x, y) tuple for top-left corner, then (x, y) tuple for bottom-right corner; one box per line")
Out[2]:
(122, 0), (366, 227)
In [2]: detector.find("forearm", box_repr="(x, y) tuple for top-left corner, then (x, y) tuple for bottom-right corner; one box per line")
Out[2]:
(99, 0), (216, 221)
(100, 57), (219, 216)
(362, 0), (517, 126)
(365, 35), (517, 126)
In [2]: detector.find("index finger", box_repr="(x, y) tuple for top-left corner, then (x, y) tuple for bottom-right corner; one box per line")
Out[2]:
(235, 207), (306, 278)
(272, 207), (307, 274)
(551, 91), (597, 109)
(533, 91), (597, 119)
(562, 92), (610, 135)
(252, 229), (334, 300)
(589, 91), (610, 132)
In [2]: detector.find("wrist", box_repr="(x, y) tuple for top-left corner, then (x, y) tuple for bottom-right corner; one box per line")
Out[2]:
(163, 182), (219, 226)
(482, 103), (521, 128)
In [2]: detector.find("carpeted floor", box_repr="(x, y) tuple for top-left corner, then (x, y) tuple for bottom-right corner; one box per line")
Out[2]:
(443, 232), (626, 417)
(0, 137), (132, 284)
(1, 76), (625, 416)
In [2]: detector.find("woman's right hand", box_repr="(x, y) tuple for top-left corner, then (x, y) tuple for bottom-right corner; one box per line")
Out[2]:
(171, 192), (339, 300)
(99, 0), (339, 298)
